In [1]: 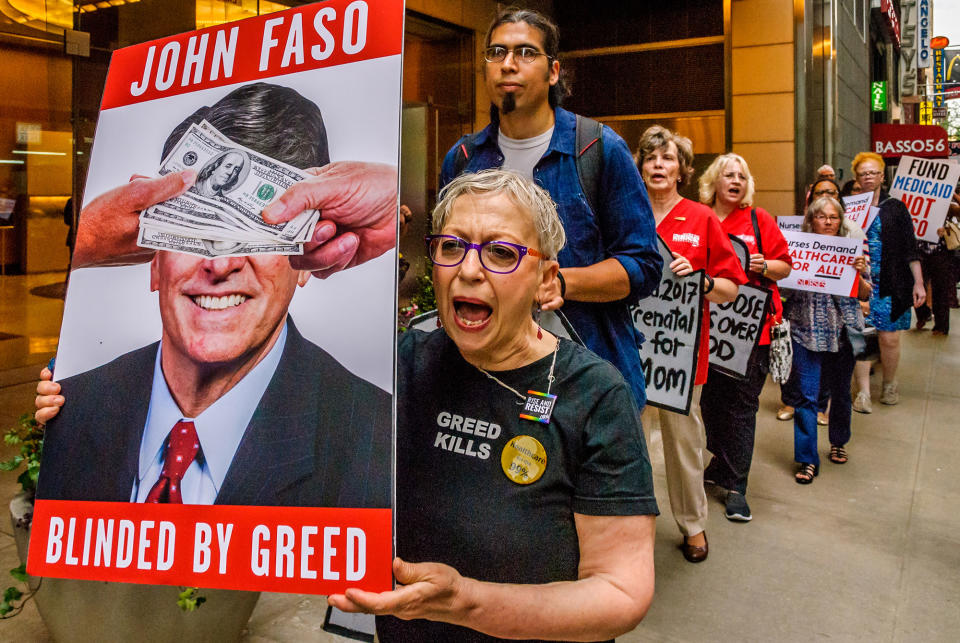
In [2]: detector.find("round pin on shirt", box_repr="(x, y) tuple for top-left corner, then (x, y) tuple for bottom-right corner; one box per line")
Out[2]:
(501, 435), (547, 484)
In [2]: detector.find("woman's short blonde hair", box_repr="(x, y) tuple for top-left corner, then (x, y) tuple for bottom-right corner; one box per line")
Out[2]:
(851, 152), (884, 175)
(698, 153), (756, 208)
(432, 169), (567, 259)
(635, 125), (695, 187)
(803, 195), (852, 237)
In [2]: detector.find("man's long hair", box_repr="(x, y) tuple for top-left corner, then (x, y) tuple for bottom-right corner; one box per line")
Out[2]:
(484, 6), (570, 109)
(162, 82), (330, 169)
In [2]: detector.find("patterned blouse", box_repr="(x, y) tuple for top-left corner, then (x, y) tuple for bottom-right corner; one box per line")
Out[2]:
(785, 264), (871, 353)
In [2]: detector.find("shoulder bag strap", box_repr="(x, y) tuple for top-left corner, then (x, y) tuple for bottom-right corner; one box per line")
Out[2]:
(574, 114), (604, 215)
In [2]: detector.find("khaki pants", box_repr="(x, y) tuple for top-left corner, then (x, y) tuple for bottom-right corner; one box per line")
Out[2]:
(643, 385), (708, 537)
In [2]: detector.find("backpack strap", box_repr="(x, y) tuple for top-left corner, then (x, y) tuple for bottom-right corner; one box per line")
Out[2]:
(452, 132), (482, 178)
(574, 114), (604, 215)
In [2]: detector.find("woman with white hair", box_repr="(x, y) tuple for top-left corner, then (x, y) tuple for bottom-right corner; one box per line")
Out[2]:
(697, 153), (792, 522)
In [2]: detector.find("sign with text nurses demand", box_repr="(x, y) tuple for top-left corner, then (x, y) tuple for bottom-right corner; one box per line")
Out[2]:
(27, 0), (403, 595)
(779, 231), (862, 296)
(889, 155), (960, 242)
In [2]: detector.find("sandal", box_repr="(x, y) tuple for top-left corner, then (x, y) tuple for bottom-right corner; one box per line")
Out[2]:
(829, 445), (848, 464)
(795, 463), (818, 484)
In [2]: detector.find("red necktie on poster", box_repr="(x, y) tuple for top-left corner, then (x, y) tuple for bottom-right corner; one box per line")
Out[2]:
(145, 420), (200, 504)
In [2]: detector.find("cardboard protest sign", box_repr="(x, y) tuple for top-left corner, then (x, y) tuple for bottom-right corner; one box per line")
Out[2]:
(841, 192), (873, 229)
(779, 231), (862, 297)
(777, 216), (803, 233)
(30, 0), (403, 595)
(889, 155), (960, 242)
(708, 283), (771, 378)
(630, 237), (703, 415)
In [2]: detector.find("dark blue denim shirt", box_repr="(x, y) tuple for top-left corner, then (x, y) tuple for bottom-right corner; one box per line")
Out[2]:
(439, 107), (662, 407)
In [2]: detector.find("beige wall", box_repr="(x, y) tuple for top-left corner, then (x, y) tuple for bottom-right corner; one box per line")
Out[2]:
(731, 0), (796, 215)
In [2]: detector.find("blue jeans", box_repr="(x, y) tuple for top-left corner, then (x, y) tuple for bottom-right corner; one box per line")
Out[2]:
(792, 337), (855, 465)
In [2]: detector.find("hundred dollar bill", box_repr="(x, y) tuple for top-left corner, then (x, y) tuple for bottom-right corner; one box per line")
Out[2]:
(137, 225), (303, 258)
(158, 123), (318, 242)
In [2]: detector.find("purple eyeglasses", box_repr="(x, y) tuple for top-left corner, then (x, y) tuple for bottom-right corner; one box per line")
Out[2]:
(425, 235), (545, 274)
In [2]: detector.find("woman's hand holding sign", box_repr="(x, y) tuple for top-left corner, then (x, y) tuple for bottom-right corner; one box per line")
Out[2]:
(262, 161), (398, 279)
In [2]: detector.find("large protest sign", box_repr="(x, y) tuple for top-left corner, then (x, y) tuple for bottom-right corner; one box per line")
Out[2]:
(708, 283), (771, 378)
(29, 0), (402, 595)
(630, 237), (703, 414)
(779, 231), (862, 296)
(889, 155), (960, 242)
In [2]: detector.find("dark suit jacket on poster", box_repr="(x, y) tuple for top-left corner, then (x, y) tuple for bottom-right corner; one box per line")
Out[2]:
(36, 319), (391, 508)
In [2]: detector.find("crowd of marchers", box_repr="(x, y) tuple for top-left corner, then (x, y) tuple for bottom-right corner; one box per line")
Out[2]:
(32, 6), (960, 643)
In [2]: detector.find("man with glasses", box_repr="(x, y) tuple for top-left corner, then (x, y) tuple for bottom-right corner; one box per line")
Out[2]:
(439, 7), (662, 409)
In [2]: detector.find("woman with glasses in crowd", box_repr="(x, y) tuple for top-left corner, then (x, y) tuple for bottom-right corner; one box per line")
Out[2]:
(850, 152), (925, 413)
(636, 126), (745, 562)
(786, 196), (871, 482)
(37, 170), (659, 641)
(697, 153), (792, 523)
(777, 177), (866, 423)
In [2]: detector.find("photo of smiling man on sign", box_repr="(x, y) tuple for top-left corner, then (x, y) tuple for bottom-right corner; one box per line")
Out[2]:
(29, 0), (403, 596)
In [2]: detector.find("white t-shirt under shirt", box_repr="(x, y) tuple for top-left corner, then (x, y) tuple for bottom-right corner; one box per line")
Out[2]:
(499, 126), (554, 179)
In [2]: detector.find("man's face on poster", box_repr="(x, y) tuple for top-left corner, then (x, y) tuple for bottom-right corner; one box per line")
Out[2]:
(211, 151), (244, 190)
(150, 251), (309, 367)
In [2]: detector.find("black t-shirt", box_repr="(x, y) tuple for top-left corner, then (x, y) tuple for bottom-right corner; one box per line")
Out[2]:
(377, 329), (658, 643)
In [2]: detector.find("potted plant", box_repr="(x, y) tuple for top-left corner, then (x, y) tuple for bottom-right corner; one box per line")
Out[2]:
(3, 413), (260, 641)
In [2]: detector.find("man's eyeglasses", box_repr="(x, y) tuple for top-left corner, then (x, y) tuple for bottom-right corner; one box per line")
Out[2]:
(813, 189), (839, 196)
(857, 170), (882, 178)
(483, 45), (550, 64)
(425, 235), (545, 274)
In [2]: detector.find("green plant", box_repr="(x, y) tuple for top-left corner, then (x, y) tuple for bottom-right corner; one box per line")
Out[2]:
(0, 414), (43, 496)
(177, 587), (207, 612)
(0, 414), (43, 618)
(409, 262), (436, 313)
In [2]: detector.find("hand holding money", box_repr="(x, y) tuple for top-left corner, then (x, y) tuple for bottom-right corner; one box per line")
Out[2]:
(262, 161), (399, 278)
(73, 170), (197, 268)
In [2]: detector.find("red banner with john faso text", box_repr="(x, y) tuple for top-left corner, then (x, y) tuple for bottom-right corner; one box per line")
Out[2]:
(28, 500), (392, 594)
(100, 0), (403, 110)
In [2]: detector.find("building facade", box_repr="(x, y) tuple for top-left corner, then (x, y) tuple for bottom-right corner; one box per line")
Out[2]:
(0, 0), (885, 278)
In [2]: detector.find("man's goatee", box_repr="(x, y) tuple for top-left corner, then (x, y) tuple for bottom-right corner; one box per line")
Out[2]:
(501, 93), (516, 115)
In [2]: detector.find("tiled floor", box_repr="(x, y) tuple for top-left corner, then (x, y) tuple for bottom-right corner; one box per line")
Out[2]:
(0, 269), (958, 641)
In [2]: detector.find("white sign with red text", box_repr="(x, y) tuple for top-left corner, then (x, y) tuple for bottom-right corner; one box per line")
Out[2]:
(889, 155), (960, 242)
(779, 231), (862, 297)
(841, 192), (873, 229)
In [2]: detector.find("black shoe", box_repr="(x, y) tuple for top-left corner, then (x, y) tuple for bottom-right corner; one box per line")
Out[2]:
(724, 492), (752, 522)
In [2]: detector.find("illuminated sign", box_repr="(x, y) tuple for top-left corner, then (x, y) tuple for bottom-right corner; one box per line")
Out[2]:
(917, 0), (930, 68)
(872, 81), (888, 111)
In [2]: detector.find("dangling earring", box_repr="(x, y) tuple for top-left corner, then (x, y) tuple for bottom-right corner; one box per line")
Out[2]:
(436, 315), (442, 328)
(535, 302), (543, 340)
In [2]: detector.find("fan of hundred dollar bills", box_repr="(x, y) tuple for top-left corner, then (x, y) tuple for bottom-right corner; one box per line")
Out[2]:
(137, 120), (320, 258)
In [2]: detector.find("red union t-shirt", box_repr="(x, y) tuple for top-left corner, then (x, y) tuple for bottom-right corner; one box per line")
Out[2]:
(658, 199), (748, 385)
(716, 205), (792, 346)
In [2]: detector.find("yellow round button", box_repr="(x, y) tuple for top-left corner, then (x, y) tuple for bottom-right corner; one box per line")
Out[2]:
(501, 435), (547, 485)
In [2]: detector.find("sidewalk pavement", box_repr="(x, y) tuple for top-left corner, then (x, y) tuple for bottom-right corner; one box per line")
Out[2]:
(0, 313), (957, 641)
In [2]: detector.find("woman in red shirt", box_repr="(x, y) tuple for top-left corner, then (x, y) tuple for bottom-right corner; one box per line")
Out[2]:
(637, 126), (746, 562)
(697, 153), (793, 523)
